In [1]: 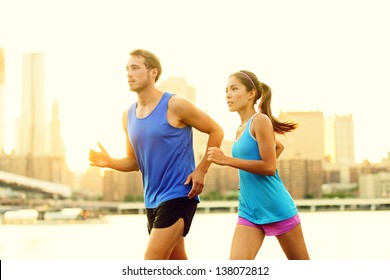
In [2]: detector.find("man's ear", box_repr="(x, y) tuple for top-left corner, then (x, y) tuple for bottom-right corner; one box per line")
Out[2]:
(151, 68), (158, 79)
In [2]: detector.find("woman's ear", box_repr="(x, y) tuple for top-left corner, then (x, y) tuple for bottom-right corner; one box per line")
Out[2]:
(249, 89), (256, 100)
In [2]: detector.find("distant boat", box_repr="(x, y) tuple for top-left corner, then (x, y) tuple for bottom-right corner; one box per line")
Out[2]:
(2, 209), (39, 224)
(1, 207), (104, 224)
(44, 208), (88, 221)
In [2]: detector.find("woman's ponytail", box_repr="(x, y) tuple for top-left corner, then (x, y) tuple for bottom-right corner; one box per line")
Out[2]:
(259, 82), (298, 134)
(234, 70), (298, 135)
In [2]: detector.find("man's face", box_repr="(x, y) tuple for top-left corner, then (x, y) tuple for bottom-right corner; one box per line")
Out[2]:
(126, 55), (154, 93)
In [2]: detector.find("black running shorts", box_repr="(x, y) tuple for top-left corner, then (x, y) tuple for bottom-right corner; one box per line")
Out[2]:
(146, 197), (199, 237)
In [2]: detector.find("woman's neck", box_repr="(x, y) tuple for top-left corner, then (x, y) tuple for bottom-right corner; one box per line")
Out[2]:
(238, 108), (257, 125)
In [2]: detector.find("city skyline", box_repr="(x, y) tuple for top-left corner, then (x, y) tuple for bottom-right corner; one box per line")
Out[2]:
(1, 0), (389, 172)
(0, 57), (376, 173)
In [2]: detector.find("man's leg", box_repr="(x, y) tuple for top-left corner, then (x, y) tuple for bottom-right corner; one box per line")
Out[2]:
(169, 236), (187, 260)
(144, 218), (185, 260)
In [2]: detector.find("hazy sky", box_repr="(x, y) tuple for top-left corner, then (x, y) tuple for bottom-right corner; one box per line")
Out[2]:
(1, 0), (389, 171)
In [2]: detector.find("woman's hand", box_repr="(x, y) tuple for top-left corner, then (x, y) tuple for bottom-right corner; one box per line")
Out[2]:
(207, 147), (229, 166)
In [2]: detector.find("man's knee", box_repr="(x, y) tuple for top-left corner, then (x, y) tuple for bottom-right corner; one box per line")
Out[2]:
(144, 248), (169, 260)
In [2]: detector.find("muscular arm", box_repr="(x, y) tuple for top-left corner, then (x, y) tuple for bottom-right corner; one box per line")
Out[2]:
(168, 96), (224, 198)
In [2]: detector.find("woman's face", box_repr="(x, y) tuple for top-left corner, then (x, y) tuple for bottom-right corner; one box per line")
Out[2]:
(225, 76), (252, 112)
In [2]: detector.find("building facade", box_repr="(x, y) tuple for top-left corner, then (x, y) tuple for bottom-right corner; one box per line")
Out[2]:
(2, 53), (71, 186)
(15, 53), (48, 156)
(359, 172), (390, 198)
(0, 48), (4, 154)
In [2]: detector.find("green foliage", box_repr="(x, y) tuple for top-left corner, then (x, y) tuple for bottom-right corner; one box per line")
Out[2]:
(201, 190), (239, 201)
(322, 192), (355, 199)
(123, 195), (144, 202)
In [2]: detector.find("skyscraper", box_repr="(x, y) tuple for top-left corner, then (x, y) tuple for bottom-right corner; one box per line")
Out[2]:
(334, 114), (355, 164)
(0, 48), (5, 154)
(277, 111), (325, 160)
(276, 111), (325, 198)
(50, 99), (65, 158)
(334, 114), (355, 182)
(15, 53), (48, 156)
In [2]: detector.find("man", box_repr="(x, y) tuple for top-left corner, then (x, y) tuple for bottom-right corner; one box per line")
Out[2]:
(89, 49), (224, 260)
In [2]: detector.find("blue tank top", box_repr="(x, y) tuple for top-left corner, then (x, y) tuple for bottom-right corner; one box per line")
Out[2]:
(127, 92), (197, 208)
(232, 115), (297, 224)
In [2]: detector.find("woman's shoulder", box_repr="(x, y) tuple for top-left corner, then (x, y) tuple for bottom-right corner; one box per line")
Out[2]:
(251, 113), (273, 135)
(252, 113), (272, 124)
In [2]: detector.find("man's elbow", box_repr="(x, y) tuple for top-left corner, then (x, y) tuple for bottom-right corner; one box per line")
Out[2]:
(212, 126), (224, 145)
(218, 127), (224, 142)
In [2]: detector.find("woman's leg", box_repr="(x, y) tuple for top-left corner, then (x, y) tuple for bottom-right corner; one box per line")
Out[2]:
(230, 225), (265, 260)
(276, 224), (310, 260)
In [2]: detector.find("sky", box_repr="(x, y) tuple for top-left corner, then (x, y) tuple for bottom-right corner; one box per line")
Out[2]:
(1, 0), (389, 172)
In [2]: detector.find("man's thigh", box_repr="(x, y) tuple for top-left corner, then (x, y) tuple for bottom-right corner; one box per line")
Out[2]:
(144, 218), (185, 260)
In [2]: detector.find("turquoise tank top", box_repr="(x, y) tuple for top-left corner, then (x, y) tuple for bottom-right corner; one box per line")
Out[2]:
(127, 92), (198, 208)
(232, 115), (297, 224)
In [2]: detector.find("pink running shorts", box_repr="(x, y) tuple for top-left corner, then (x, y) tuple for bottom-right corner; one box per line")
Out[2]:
(237, 215), (301, 236)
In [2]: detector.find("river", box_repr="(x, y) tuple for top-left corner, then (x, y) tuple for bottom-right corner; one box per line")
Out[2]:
(1, 211), (389, 260)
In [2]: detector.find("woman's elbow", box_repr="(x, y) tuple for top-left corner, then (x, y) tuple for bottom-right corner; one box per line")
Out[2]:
(265, 165), (276, 176)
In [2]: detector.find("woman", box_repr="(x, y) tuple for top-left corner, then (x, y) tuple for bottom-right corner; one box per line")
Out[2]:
(207, 70), (310, 260)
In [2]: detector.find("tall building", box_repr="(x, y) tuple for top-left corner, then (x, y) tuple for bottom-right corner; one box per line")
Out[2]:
(0, 48), (5, 154)
(275, 111), (325, 198)
(50, 99), (65, 158)
(103, 170), (143, 201)
(359, 172), (390, 198)
(334, 114), (355, 182)
(15, 53), (48, 156)
(334, 114), (355, 164)
(277, 159), (323, 199)
(324, 116), (335, 162)
(6, 53), (71, 185)
(277, 111), (325, 160)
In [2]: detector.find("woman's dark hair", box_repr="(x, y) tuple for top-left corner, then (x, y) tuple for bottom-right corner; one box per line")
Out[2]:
(231, 70), (298, 134)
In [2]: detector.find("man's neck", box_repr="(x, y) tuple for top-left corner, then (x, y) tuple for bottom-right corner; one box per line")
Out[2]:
(136, 87), (163, 107)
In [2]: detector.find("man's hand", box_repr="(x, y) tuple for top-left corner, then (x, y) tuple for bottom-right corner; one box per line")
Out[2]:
(89, 142), (111, 168)
(184, 169), (206, 199)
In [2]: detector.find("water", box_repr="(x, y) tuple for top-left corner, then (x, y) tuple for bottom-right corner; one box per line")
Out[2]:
(1, 211), (389, 260)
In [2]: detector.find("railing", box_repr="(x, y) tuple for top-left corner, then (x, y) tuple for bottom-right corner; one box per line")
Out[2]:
(2, 198), (390, 214)
(116, 198), (390, 214)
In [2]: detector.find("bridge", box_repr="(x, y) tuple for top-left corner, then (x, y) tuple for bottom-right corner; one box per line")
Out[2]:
(0, 171), (71, 199)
